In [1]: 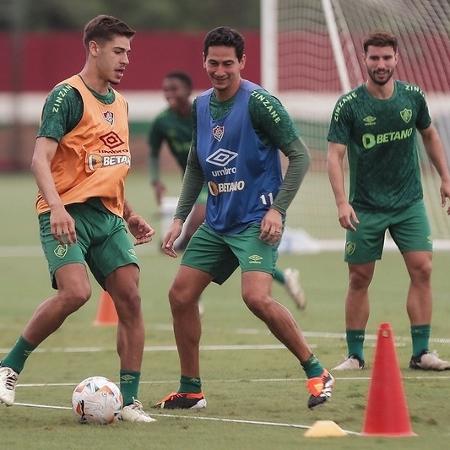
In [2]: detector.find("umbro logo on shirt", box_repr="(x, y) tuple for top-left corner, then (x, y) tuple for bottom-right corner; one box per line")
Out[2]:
(206, 149), (238, 167)
(363, 115), (377, 126)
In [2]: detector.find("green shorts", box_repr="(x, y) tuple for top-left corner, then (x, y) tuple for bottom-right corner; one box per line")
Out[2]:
(181, 223), (278, 284)
(345, 200), (432, 264)
(39, 198), (139, 289)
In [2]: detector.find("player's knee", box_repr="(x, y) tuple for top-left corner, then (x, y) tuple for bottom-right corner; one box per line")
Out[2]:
(59, 285), (91, 312)
(242, 291), (270, 316)
(348, 269), (372, 291)
(116, 290), (141, 320)
(410, 259), (432, 282)
(168, 283), (197, 309)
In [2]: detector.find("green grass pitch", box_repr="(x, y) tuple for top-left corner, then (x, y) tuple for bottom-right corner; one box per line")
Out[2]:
(1, 173), (450, 449)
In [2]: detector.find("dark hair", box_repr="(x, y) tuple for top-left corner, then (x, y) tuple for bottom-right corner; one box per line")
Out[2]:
(83, 15), (135, 49)
(203, 26), (245, 61)
(165, 71), (193, 90)
(363, 32), (398, 53)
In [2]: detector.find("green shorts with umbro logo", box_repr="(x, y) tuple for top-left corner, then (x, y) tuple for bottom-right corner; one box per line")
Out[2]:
(181, 223), (278, 284)
(344, 200), (432, 264)
(39, 198), (139, 289)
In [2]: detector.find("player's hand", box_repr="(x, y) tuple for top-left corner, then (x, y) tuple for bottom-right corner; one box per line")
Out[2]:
(337, 202), (359, 230)
(127, 214), (155, 245)
(162, 219), (183, 257)
(152, 180), (166, 207)
(260, 208), (283, 245)
(50, 204), (77, 245)
(439, 178), (450, 215)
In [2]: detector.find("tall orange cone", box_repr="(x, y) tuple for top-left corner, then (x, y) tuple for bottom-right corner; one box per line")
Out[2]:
(94, 291), (118, 326)
(362, 322), (416, 437)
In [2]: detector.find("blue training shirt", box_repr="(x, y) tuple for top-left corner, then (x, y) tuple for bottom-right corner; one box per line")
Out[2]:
(196, 79), (282, 234)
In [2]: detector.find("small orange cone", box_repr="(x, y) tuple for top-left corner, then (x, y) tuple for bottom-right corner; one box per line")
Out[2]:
(362, 322), (416, 437)
(94, 291), (118, 326)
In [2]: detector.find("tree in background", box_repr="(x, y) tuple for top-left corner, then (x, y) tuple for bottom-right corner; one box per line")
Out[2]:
(1, 0), (260, 31)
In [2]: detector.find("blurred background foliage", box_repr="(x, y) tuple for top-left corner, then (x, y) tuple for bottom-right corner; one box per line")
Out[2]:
(0, 0), (260, 31)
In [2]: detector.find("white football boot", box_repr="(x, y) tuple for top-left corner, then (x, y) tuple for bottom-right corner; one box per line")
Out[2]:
(283, 268), (306, 310)
(0, 366), (19, 406)
(332, 355), (365, 371)
(409, 351), (450, 371)
(120, 399), (156, 423)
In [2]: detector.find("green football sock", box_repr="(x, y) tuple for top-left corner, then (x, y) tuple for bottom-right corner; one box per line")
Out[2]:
(179, 375), (202, 393)
(411, 324), (430, 357)
(346, 329), (365, 362)
(120, 370), (141, 406)
(272, 267), (285, 284)
(1, 336), (36, 374)
(301, 354), (324, 378)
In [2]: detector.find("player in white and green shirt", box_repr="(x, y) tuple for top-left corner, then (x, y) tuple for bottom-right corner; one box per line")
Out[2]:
(327, 31), (450, 371)
(149, 72), (306, 308)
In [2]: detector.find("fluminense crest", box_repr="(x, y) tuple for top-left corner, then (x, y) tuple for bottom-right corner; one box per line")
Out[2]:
(212, 125), (224, 141)
(103, 111), (114, 125)
(400, 108), (412, 123)
(54, 244), (68, 258)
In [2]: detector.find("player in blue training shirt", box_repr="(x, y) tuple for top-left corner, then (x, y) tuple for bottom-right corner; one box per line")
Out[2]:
(153, 26), (334, 411)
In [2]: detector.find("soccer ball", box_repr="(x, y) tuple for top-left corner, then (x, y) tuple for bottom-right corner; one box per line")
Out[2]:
(72, 376), (122, 424)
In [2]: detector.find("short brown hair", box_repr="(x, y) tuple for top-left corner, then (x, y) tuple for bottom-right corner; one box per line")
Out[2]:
(83, 15), (135, 49)
(363, 32), (398, 54)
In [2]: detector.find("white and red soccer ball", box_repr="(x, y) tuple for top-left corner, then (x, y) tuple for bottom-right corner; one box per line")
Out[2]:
(72, 376), (122, 424)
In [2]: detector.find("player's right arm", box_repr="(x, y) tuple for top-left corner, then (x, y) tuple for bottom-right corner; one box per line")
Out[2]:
(162, 145), (204, 258)
(31, 137), (76, 244)
(327, 96), (358, 231)
(162, 100), (204, 257)
(31, 83), (82, 244)
(327, 142), (358, 231)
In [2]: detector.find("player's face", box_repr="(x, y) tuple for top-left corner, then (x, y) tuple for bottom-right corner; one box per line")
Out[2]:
(93, 35), (132, 85)
(364, 45), (398, 86)
(162, 77), (191, 111)
(203, 46), (246, 99)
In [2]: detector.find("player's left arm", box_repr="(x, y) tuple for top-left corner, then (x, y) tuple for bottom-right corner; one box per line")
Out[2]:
(249, 91), (310, 243)
(123, 200), (155, 245)
(419, 125), (450, 212)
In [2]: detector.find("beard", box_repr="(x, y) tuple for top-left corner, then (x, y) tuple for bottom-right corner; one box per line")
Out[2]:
(367, 69), (394, 86)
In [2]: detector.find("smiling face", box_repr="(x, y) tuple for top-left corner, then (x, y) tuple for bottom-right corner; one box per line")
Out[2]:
(364, 44), (398, 86)
(162, 76), (191, 111)
(90, 34), (132, 85)
(203, 45), (246, 100)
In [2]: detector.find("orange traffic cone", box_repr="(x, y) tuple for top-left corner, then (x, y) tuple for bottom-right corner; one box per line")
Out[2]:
(362, 322), (416, 437)
(94, 291), (118, 326)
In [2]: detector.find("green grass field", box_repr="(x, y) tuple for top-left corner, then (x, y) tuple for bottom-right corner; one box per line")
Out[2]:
(1, 172), (450, 449)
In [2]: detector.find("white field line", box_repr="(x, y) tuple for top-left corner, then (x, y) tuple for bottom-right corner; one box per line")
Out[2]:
(13, 401), (360, 435)
(151, 413), (361, 436)
(15, 402), (71, 410)
(240, 329), (450, 346)
(16, 374), (450, 388)
(0, 343), (316, 354)
(2, 327), (450, 355)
